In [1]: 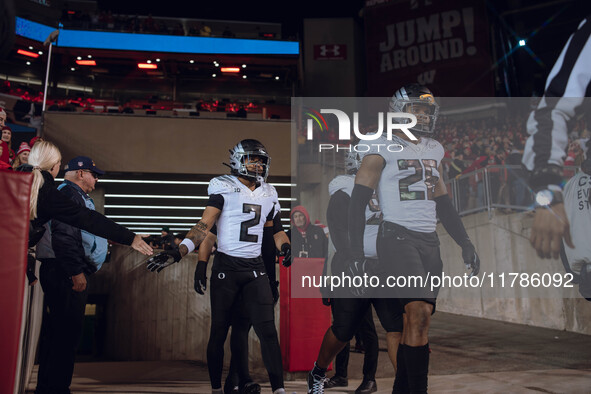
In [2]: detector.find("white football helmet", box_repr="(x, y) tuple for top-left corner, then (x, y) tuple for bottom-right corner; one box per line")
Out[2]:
(389, 83), (439, 135)
(227, 139), (271, 182)
(344, 151), (361, 175)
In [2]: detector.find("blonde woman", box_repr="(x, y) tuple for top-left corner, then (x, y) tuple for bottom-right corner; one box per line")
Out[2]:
(12, 142), (30, 168)
(21, 141), (152, 255)
(17, 141), (151, 394)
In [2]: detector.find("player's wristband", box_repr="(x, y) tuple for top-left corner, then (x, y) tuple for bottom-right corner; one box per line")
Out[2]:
(180, 239), (196, 254)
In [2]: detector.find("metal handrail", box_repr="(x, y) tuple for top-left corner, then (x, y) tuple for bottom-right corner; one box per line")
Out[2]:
(444, 164), (579, 216)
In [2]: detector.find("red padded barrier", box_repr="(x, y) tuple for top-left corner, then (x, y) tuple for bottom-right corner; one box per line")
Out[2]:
(280, 257), (332, 372)
(0, 171), (33, 394)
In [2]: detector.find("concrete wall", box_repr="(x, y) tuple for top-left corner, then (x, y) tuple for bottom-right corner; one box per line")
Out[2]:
(43, 112), (291, 176)
(89, 247), (274, 374)
(437, 211), (591, 335)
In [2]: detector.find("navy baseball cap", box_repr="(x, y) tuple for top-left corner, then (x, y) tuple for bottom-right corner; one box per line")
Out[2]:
(64, 156), (105, 175)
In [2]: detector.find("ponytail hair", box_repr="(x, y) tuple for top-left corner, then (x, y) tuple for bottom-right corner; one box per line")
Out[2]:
(27, 141), (61, 219)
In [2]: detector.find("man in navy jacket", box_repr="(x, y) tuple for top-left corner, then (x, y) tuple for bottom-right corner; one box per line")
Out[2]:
(36, 156), (107, 394)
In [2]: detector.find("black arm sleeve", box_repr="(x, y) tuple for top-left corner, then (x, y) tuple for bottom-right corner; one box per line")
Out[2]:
(272, 213), (283, 234)
(207, 194), (225, 210)
(435, 194), (471, 247)
(40, 186), (135, 246)
(262, 226), (277, 281)
(348, 184), (373, 260)
(327, 190), (351, 255)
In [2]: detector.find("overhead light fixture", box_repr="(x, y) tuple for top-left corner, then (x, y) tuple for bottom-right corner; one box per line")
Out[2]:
(71, 67), (75, 71)
(138, 63), (158, 69)
(17, 49), (39, 58)
(212, 73), (217, 77)
(26, 61), (31, 65)
(221, 67), (240, 73)
(38, 51), (43, 55)
(28, 46), (33, 50)
(156, 58), (161, 62)
(189, 60), (194, 64)
(242, 64), (246, 68)
(76, 60), (96, 66)
(87, 55), (92, 58)
(518, 39), (526, 47)
(275, 76), (279, 80)
(242, 75), (247, 79)
(77, 56), (82, 60)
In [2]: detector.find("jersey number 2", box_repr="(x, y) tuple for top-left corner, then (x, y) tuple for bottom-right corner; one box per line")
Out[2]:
(240, 203), (262, 242)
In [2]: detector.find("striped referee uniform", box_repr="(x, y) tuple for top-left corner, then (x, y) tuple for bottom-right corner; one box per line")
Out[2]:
(522, 14), (591, 190)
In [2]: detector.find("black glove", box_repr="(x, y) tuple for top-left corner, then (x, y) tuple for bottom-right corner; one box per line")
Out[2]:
(270, 280), (279, 305)
(146, 249), (182, 272)
(280, 243), (292, 267)
(348, 258), (367, 297)
(194, 260), (208, 295)
(462, 242), (480, 277)
(26, 253), (38, 285)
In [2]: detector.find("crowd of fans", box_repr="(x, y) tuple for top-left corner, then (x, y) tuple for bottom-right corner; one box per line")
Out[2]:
(58, 10), (276, 39)
(299, 113), (588, 182)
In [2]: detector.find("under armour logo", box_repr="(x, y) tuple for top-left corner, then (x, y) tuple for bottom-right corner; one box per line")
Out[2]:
(320, 44), (340, 57)
(218, 273), (226, 279)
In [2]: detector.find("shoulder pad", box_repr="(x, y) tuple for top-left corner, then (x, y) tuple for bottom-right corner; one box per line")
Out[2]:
(208, 175), (240, 195)
(260, 181), (279, 199)
(328, 175), (354, 196)
(425, 138), (444, 152)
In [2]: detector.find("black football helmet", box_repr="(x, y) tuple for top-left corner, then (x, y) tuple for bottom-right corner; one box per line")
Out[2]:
(389, 83), (439, 135)
(227, 139), (271, 182)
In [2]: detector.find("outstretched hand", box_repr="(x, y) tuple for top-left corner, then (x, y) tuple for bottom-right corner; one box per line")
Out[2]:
(132, 234), (153, 256)
(146, 249), (182, 272)
(530, 203), (573, 259)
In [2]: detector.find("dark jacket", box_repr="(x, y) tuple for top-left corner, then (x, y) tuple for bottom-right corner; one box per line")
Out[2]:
(51, 180), (97, 276)
(19, 167), (134, 247)
(288, 206), (328, 259)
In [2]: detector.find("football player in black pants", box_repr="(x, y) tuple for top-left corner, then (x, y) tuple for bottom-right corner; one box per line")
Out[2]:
(307, 151), (403, 394)
(348, 84), (480, 393)
(147, 139), (291, 394)
(195, 225), (281, 393)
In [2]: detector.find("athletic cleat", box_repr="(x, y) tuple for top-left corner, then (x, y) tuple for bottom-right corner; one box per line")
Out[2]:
(355, 380), (377, 394)
(324, 375), (348, 388)
(307, 370), (326, 394)
(240, 382), (261, 394)
(224, 385), (239, 394)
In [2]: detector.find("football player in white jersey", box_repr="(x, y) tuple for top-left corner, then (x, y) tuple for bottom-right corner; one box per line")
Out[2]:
(147, 139), (291, 394)
(561, 139), (591, 301)
(307, 151), (401, 394)
(347, 84), (480, 393)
